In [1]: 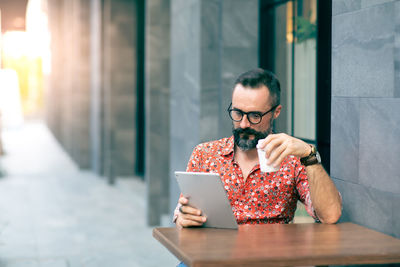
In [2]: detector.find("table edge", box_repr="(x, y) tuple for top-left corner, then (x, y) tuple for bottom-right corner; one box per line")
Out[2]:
(152, 223), (400, 266)
(153, 227), (192, 265)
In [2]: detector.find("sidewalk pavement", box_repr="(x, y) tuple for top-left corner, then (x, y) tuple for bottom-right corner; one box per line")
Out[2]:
(0, 122), (178, 267)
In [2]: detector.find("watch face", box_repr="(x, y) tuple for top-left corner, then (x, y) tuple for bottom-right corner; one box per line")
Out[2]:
(316, 151), (321, 163)
(311, 145), (317, 154)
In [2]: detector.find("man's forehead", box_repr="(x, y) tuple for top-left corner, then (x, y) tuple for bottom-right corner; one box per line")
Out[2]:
(232, 84), (271, 109)
(233, 82), (271, 90)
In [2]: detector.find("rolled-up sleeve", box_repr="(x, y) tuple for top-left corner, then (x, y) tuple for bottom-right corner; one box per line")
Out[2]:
(295, 163), (319, 221)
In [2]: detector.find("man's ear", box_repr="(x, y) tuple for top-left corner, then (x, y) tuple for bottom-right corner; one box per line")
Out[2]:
(273, 105), (282, 119)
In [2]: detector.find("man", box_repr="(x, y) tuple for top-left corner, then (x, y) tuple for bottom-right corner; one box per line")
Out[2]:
(175, 68), (342, 228)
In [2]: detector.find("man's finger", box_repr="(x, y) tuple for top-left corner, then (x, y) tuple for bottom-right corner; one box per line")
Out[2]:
(263, 133), (276, 144)
(264, 133), (286, 144)
(180, 219), (204, 227)
(177, 214), (205, 227)
(264, 138), (283, 158)
(271, 150), (289, 168)
(181, 213), (207, 224)
(180, 205), (202, 216)
(258, 135), (282, 156)
(267, 143), (286, 163)
(178, 196), (189, 205)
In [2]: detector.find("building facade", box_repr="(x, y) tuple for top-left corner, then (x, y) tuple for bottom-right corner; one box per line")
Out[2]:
(44, 0), (400, 238)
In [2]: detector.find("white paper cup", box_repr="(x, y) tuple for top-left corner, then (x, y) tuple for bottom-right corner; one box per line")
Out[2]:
(257, 147), (279, 173)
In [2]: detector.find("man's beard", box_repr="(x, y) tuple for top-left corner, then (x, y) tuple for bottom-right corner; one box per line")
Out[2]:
(233, 126), (271, 151)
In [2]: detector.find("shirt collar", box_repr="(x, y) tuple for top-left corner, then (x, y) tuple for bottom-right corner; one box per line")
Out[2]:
(222, 136), (235, 156)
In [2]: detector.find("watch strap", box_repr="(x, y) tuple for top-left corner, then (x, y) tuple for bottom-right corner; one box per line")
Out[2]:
(300, 145), (320, 166)
(301, 154), (320, 166)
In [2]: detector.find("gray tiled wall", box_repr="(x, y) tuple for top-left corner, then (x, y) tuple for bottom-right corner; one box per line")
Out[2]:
(46, 0), (138, 176)
(145, 0), (171, 226)
(332, 1), (394, 97)
(395, 1), (400, 97)
(102, 0), (137, 176)
(46, 0), (91, 169)
(359, 99), (400, 194)
(46, 0), (63, 148)
(169, 0), (258, 216)
(331, 97), (359, 184)
(331, 0), (400, 238)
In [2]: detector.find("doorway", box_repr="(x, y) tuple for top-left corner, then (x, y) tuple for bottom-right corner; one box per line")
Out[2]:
(259, 0), (332, 172)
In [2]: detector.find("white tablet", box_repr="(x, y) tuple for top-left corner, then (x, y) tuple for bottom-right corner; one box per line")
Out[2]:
(175, 171), (238, 229)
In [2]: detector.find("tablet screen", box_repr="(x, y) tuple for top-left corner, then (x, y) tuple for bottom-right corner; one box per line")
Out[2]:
(175, 171), (238, 229)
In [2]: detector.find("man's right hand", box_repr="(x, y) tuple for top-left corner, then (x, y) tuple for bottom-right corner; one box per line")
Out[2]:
(176, 196), (207, 229)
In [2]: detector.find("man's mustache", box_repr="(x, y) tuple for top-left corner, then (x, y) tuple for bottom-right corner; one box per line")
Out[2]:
(233, 127), (262, 139)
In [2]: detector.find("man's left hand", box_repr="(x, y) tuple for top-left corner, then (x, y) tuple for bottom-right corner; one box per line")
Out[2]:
(257, 133), (311, 168)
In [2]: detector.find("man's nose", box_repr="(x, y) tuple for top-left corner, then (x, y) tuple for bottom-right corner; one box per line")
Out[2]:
(240, 114), (251, 128)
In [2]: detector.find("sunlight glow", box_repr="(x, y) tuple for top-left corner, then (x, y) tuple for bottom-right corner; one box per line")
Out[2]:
(26, 0), (51, 74)
(2, 31), (29, 58)
(0, 0), (50, 117)
(0, 69), (24, 128)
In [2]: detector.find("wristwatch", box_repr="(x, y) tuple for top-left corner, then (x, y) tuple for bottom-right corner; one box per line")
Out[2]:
(300, 145), (321, 166)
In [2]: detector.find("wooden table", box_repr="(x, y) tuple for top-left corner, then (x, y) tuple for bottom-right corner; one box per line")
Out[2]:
(153, 223), (400, 266)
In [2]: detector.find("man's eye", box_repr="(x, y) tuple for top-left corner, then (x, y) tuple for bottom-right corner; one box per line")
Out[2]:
(232, 110), (242, 118)
(248, 113), (261, 120)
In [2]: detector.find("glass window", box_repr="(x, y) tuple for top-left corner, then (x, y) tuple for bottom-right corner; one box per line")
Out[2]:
(260, 0), (318, 144)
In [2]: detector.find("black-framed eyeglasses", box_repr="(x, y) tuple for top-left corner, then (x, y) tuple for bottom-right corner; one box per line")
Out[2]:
(227, 103), (278, 125)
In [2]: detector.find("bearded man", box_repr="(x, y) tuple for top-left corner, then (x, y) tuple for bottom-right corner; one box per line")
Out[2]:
(174, 68), (342, 227)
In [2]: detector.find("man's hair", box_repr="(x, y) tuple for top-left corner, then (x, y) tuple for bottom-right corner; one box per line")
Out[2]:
(234, 68), (281, 106)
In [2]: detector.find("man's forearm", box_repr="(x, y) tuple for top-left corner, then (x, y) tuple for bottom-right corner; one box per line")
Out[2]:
(258, 133), (342, 223)
(306, 164), (342, 224)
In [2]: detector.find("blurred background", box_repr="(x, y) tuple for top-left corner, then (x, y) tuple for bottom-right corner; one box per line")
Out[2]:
(0, 0), (399, 266)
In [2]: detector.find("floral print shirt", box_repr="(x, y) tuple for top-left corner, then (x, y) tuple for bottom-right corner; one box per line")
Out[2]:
(174, 136), (317, 224)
